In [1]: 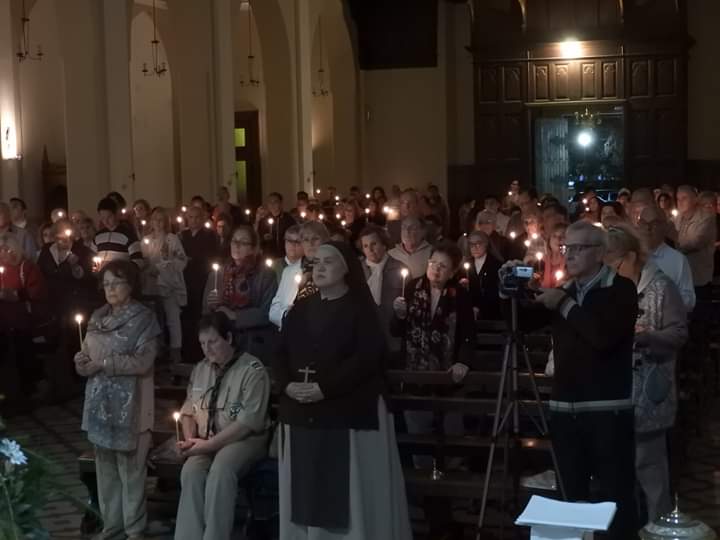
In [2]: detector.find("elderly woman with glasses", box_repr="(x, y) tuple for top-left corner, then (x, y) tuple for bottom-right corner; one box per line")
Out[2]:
(74, 259), (161, 540)
(203, 225), (278, 358)
(604, 224), (687, 525)
(391, 240), (474, 539)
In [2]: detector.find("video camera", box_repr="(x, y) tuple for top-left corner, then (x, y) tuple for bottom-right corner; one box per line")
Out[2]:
(500, 264), (535, 298)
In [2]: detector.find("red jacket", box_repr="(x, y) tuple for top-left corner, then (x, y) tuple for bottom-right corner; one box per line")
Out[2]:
(0, 259), (48, 332)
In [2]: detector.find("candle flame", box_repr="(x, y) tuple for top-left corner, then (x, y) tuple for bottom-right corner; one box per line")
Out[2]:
(245, 208), (251, 215)
(335, 195), (340, 201)
(176, 216), (183, 223)
(121, 208), (127, 215)
(267, 218), (274, 225)
(463, 262), (471, 270)
(507, 191), (512, 196)
(316, 188), (321, 194)
(0, 266), (4, 274)
(173, 412), (181, 422)
(365, 193), (371, 199)
(400, 268), (409, 278)
(535, 252), (543, 261)
(212, 263), (220, 272)
(593, 222), (603, 228)
(524, 240), (531, 248)
(58, 211), (64, 217)
(555, 270), (565, 282)
(265, 258), (273, 267)
(531, 233), (539, 240)
(382, 206), (390, 214)
(143, 238), (150, 245)
(364, 208), (370, 214)
(64, 228), (73, 237)
(341, 220), (346, 227)
(671, 209), (678, 217)
(509, 231), (517, 239)
(294, 273), (302, 284)
(140, 219), (147, 226)
(93, 256), (101, 264)
(335, 213), (341, 220)
(319, 214), (325, 221)
(300, 211), (307, 218)
(181, 206), (188, 213)
(74, 313), (83, 324)
(204, 221), (212, 228)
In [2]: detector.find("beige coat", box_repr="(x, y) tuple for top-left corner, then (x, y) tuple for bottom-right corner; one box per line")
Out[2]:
(676, 208), (716, 286)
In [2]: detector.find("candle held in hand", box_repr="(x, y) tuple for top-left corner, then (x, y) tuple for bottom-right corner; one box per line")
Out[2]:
(173, 412), (182, 442)
(463, 261), (471, 279)
(74, 313), (84, 348)
(400, 268), (409, 296)
(212, 262), (220, 291)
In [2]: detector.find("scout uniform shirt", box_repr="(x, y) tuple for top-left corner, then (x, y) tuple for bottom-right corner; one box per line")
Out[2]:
(180, 352), (271, 437)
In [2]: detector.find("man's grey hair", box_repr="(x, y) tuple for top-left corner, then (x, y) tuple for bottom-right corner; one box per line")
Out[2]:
(566, 220), (608, 252)
(401, 216), (425, 230)
(300, 220), (330, 241)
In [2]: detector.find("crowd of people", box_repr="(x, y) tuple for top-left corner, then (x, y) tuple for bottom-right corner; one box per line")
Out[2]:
(0, 179), (718, 540)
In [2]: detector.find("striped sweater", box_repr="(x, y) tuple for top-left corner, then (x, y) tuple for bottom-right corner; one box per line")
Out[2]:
(95, 222), (143, 266)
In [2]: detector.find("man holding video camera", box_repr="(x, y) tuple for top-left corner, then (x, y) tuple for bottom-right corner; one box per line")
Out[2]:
(500, 221), (639, 540)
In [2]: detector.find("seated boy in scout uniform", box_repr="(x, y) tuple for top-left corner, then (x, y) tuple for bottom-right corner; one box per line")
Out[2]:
(174, 311), (272, 540)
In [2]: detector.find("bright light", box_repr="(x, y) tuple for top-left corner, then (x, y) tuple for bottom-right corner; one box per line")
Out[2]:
(204, 221), (212, 229)
(294, 273), (302, 284)
(74, 314), (83, 324)
(176, 216), (183, 224)
(140, 220), (147, 226)
(365, 193), (371, 199)
(400, 268), (409, 279)
(671, 209), (679, 218)
(1, 117), (19, 159)
(265, 258), (273, 268)
(524, 240), (531, 248)
(173, 412), (181, 422)
(531, 233), (539, 240)
(316, 188), (321, 195)
(577, 131), (593, 147)
(382, 206), (390, 214)
(181, 206), (188, 213)
(212, 263), (220, 272)
(245, 208), (251, 215)
(364, 208), (370, 214)
(300, 211), (307, 219)
(535, 252), (543, 261)
(64, 229), (73, 237)
(341, 220), (347, 227)
(509, 231), (517, 240)
(593, 222), (604, 228)
(463, 262), (471, 270)
(560, 39), (582, 59)
(555, 270), (565, 282)
(143, 238), (150, 245)
(335, 195), (340, 201)
(267, 218), (274, 225)
(319, 214), (325, 221)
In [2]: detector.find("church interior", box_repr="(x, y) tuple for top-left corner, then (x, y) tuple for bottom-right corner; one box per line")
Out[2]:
(1, 0), (720, 539)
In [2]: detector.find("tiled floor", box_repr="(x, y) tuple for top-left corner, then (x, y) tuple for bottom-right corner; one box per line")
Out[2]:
(4, 398), (720, 539)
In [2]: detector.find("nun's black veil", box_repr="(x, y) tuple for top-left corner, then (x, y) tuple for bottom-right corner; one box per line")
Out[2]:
(321, 240), (378, 310)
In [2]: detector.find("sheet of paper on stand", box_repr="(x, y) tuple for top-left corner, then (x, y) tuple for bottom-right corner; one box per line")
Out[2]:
(515, 495), (617, 540)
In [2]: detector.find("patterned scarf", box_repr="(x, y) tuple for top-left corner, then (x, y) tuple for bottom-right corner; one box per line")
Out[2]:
(221, 256), (258, 308)
(294, 256), (319, 302)
(404, 277), (459, 371)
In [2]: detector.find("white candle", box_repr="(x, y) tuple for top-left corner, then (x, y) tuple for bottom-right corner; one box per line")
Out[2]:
(74, 313), (84, 348)
(463, 261), (471, 279)
(401, 268), (409, 297)
(173, 412), (181, 442)
(245, 208), (251, 216)
(212, 262), (220, 291)
(0, 266), (5, 288)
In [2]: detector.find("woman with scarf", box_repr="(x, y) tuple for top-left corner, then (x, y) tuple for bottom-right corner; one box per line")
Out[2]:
(74, 259), (161, 540)
(604, 225), (687, 525)
(391, 240), (475, 540)
(141, 206), (188, 365)
(174, 311), (271, 540)
(203, 225), (277, 359)
(275, 241), (412, 540)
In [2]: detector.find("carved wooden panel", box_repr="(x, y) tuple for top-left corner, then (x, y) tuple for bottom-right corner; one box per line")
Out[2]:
(555, 64), (570, 100)
(503, 65), (522, 102)
(602, 62), (618, 98)
(655, 58), (675, 96)
(534, 65), (549, 100)
(502, 114), (524, 161)
(630, 60), (650, 97)
(582, 63), (596, 98)
(630, 109), (652, 159)
(480, 67), (499, 102)
(476, 114), (500, 160)
(655, 108), (677, 158)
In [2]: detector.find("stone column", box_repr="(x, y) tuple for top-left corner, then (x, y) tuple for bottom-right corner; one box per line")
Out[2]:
(293, 0), (314, 194)
(102, 0), (135, 203)
(0, 0), (22, 199)
(58, 0), (111, 214)
(212, 0), (236, 201)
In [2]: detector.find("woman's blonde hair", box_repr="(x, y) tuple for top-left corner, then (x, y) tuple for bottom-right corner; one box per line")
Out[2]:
(151, 207), (171, 233)
(606, 223), (647, 266)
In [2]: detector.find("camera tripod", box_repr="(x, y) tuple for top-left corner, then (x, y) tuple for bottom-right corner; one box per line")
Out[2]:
(475, 296), (566, 539)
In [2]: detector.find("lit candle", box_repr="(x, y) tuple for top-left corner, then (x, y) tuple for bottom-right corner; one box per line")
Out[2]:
(364, 208), (370, 214)
(204, 221), (212, 229)
(64, 228), (73, 238)
(334, 195), (340, 202)
(74, 313), (84, 348)
(57, 211), (64, 218)
(140, 219), (147, 227)
(382, 206), (390, 214)
(535, 252), (543, 262)
(365, 193), (371, 199)
(531, 233), (539, 240)
(176, 216), (183, 225)
(92, 256), (102, 272)
(294, 273), (302, 285)
(143, 237), (150, 245)
(593, 222), (603, 228)
(671, 209), (678, 218)
(341, 220), (347, 227)
(316, 188), (321, 195)
(173, 412), (181, 442)
(509, 231), (517, 240)
(300, 211), (307, 219)
(582, 198), (588, 205)
(319, 214), (325, 221)
(335, 213), (341, 220)
(265, 258), (273, 268)
(267, 217), (274, 226)
(0, 266), (4, 288)
(507, 191), (512, 196)
(400, 268), (409, 296)
(585, 207), (590, 212)
(555, 269), (565, 283)
(121, 208), (127, 215)
(463, 261), (471, 279)
(524, 240), (531, 248)
(212, 262), (220, 291)
(181, 206), (188, 213)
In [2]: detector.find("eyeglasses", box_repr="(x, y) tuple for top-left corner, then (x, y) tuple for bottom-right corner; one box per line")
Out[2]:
(102, 279), (129, 289)
(468, 242), (488, 248)
(231, 240), (253, 247)
(427, 260), (450, 271)
(285, 238), (301, 245)
(560, 244), (601, 255)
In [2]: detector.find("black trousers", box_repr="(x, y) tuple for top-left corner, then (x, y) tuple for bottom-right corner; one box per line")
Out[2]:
(551, 409), (638, 540)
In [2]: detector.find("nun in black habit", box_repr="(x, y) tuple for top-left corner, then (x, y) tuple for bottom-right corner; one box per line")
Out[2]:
(274, 241), (412, 540)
